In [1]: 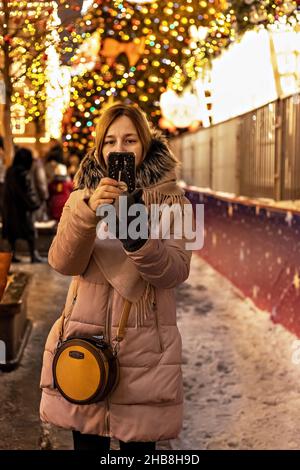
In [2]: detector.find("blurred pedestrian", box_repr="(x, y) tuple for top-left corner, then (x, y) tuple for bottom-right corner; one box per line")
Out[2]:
(44, 140), (66, 184)
(2, 147), (45, 263)
(31, 152), (49, 222)
(67, 152), (81, 180)
(0, 137), (6, 220)
(48, 163), (73, 221)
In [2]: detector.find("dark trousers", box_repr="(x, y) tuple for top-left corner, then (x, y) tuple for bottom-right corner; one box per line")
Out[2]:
(9, 236), (36, 260)
(72, 430), (156, 452)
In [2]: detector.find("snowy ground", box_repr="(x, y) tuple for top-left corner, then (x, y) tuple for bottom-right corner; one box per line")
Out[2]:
(172, 254), (300, 450)
(1, 255), (300, 450)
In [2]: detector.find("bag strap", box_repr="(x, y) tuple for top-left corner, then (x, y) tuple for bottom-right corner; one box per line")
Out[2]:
(57, 278), (132, 350)
(114, 299), (132, 343)
(57, 277), (80, 347)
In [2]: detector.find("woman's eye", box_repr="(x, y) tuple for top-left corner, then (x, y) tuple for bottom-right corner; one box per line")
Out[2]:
(104, 141), (114, 145)
(126, 140), (136, 144)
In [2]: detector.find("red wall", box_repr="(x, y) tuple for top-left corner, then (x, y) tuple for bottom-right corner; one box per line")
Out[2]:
(186, 189), (300, 337)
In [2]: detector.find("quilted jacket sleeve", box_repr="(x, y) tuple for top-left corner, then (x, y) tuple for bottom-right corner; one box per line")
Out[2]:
(48, 190), (98, 276)
(124, 196), (195, 289)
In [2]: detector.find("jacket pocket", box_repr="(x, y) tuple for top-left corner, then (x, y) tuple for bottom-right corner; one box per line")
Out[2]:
(111, 364), (182, 405)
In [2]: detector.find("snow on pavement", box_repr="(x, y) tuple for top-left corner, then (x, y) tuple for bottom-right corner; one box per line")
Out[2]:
(172, 254), (300, 450)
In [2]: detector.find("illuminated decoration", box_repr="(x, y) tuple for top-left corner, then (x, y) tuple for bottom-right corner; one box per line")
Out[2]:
(82, 0), (154, 9)
(45, 45), (71, 139)
(211, 28), (278, 124)
(1, 0), (299, 156)
(160, 80), (211, 129)
(269, 21), (300, 97)
(227, 1), (299, 34)
(11, 103), (25, 134)
(171, 9), (234, 92)
(61, 0), (300, 150)
(126, 0), (154, 3)
(70, 30), (101, 76)
(171, 1), (300, 100)
(210, 13), (300, 124)
(0, 0), (86, 162)
(208, 1), (300, 126)
(45, 3), (71, 139)
(160, 85), (210, 129)
(0, 0), (65, 161)
(22, 2), (62, 130)
(0, 80), (4, 104)
(81, 0), (94, 14)
(0, 1), (58, 98)
(101, 37), (146, 67)
(13, 136), (51, 144)
(63, 0), (230, 152)
(193, 75), (212, 128)
(189, 25), (209, 44)
(0, 1), (55, 117)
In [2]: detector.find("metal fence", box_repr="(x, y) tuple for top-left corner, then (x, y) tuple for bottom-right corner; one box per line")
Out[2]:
(239, 102), (276, 199)
(281, 95), (300, 200)
(170, 93), (300, 201)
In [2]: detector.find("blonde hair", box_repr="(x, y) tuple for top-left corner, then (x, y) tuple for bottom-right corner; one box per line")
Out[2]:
(94, 103), (152, 171)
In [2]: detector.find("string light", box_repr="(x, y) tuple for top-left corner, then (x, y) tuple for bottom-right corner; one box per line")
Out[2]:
(63, 0), (234, 152)
(0, 1), (76, 137)
(1, 0), (299, 150)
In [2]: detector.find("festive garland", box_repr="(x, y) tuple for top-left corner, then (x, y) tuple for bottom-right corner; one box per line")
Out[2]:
(228, 0), (299, 34)
(62, 0), (300, 147)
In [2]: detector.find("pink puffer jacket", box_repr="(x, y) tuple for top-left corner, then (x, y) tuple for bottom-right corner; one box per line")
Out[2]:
(40, 134), (193, 443)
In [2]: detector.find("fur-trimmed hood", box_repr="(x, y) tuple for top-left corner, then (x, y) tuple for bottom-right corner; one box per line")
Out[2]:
(74, 129), (180, 191)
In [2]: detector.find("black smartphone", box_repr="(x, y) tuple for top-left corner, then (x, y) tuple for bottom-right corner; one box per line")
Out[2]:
(107, 152), (136, 193)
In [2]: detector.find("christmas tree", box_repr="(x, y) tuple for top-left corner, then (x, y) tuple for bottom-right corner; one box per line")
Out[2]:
(62, 0), (300, 152)
(62, 0), (232, 153)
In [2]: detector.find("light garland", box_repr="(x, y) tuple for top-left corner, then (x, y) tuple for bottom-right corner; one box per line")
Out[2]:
(2, 0), (300, 148)
(0, 0), (85, 142)
(62, 0), (231, 151)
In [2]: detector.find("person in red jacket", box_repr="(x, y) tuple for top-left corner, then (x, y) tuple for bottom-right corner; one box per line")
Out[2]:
(48, 163), (73, 221)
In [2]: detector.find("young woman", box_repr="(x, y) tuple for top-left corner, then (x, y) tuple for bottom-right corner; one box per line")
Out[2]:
(40, 103), (193, 452)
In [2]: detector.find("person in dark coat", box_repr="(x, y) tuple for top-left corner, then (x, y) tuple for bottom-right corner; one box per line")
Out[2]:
(2, 147), (44, 263)
(31, 153), (49, 222)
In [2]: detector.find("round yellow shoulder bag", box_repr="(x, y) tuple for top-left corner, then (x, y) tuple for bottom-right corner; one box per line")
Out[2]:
(52, 280), (132, 404)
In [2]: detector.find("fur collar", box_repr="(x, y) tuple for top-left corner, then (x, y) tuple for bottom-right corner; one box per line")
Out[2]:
(74, 129), (179, 191)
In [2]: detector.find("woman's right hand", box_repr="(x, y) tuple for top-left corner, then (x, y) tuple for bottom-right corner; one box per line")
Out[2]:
(87, 177), (122, 212)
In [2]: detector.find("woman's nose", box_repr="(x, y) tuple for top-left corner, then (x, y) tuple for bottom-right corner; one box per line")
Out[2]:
(113, 140), (127, 152)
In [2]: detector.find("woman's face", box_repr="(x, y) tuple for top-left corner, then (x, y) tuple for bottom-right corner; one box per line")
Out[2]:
(102, 115), (143, 168)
